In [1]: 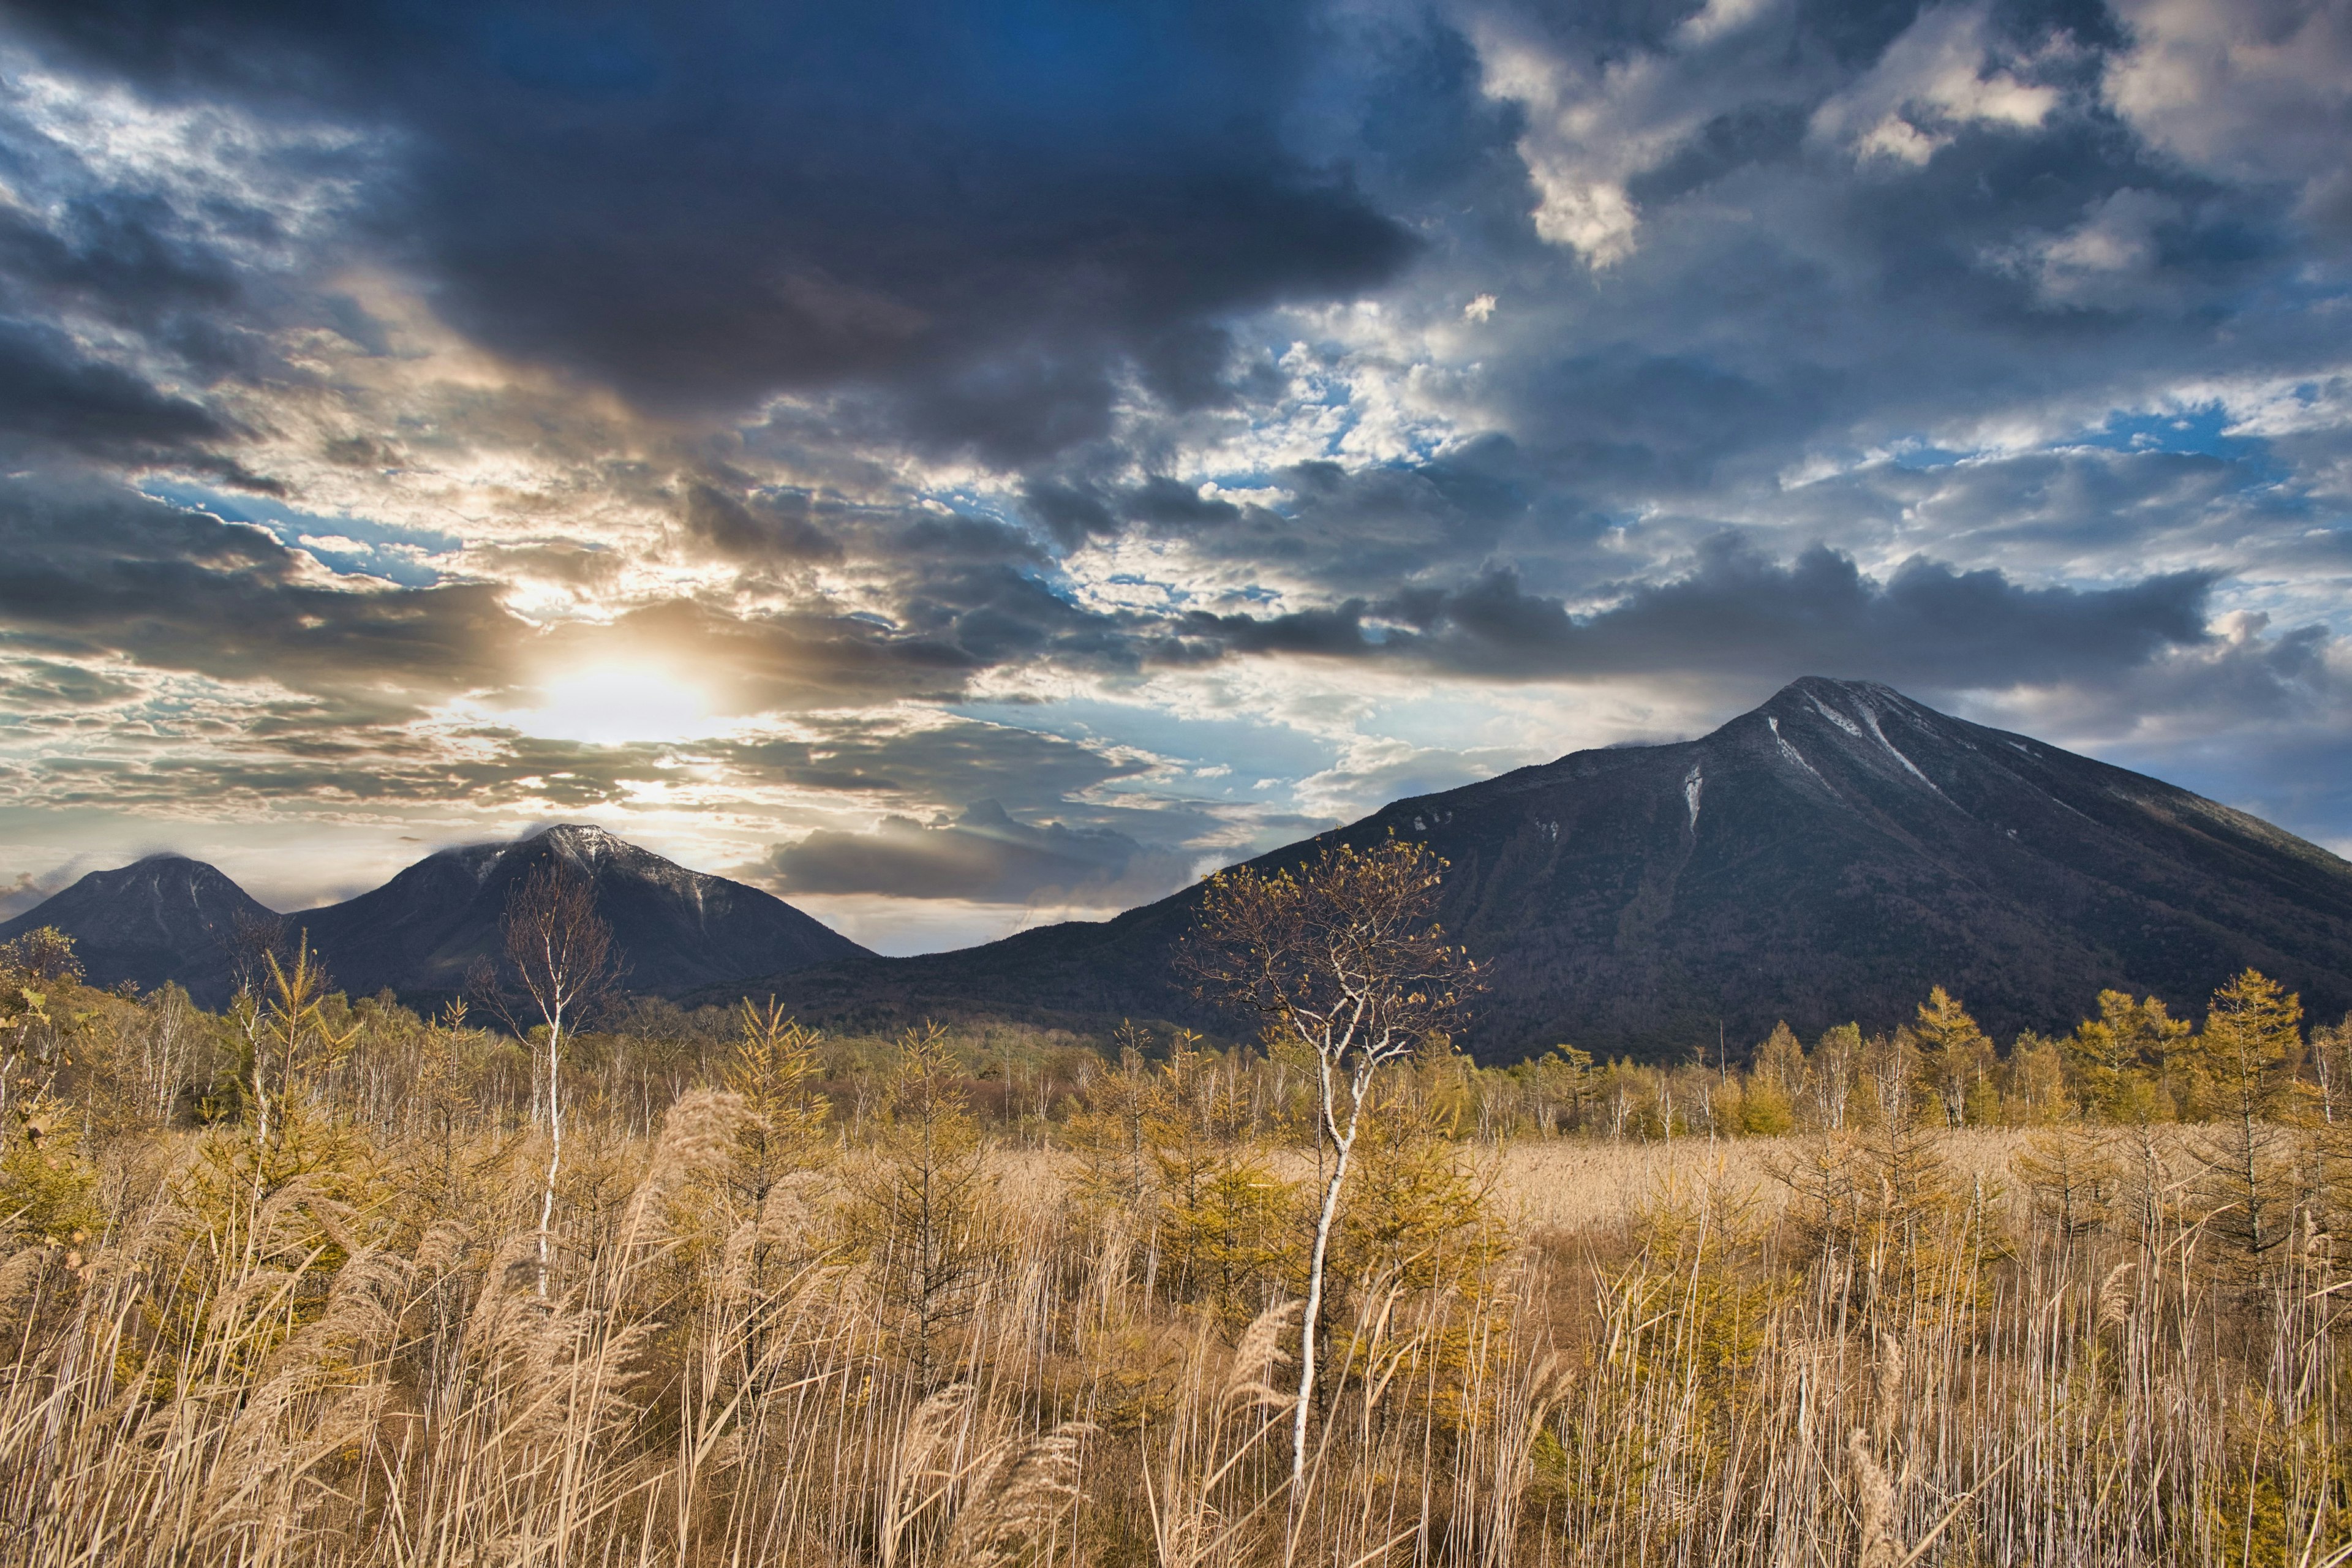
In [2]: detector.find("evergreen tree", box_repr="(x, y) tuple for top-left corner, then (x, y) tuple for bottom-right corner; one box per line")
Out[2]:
(2002, 1031), (2070, 1126)
(1148, 1035), (1295, 1320)
(1065, 1020), (1172, 1223)
(720, 1000), (832, 1278)
(1744, 1022), (1803, 1135)
(847, 1022), (1000, 1387)
(1913, 987), (1994, 1127)
(2192, 970), (2302, 1287)
(2065, 990), (2190, 1121)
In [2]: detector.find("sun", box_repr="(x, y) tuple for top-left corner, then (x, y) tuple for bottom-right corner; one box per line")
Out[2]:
(510, 665), (716, 746)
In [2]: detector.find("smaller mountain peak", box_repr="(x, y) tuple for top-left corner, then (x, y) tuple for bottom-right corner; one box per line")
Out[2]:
(532, 823), (628, 857)
(1749, 676), (1926, 732)
(1768, 675), (1902, 704)
(535, 823), (617, 842)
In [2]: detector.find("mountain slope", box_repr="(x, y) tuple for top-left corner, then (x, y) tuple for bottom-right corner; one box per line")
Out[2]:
(713, 678), (2352, 1059)
(0, 855), (278, 1005)
(295, 824), (868, 1000)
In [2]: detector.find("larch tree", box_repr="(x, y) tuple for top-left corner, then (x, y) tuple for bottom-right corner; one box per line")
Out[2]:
(229, 933), (355, 1210)
(850, 1021), (998, 1387)
(1913, 986), (1993, 1127)
(1181, 832), (1477, 1490)
(2066, 990), (2192, 1121)
(2194, 968), (2302, 1284)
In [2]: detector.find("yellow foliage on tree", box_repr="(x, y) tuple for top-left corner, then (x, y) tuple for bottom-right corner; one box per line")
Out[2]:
(1183, 832), (1479, 1487)
(2192, 970), (2302, 1284)
(844, 1022), (1001, 1387)
(1913, 987), (1994, 1128)
(2065, 990), (2191, 1121)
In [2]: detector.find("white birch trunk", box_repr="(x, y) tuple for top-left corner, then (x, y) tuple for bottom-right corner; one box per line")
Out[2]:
(538, 998), (563, 1297)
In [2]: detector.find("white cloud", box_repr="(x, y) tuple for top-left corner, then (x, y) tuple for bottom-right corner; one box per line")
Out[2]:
(1469, 3), (1802, 265)
(1986, 188), (2182, 309)
(1811, 4), (2063, 166)
(2106, 0), (2352, 221)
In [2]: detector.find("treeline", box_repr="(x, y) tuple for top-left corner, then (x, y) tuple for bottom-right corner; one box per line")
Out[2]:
(4, 923), (2347, 1175)
(1476, 974), (2350, 1141)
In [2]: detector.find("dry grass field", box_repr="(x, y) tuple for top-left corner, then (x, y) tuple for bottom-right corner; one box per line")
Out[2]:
(0, 939), (2346, 1567)
(3, 1098), (2345, 1567)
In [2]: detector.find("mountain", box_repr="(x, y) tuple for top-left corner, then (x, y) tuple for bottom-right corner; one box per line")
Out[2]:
(709, 677), (2352, 1060)
(0, 854), (278, 1005)
(293, 824), (867, 1001)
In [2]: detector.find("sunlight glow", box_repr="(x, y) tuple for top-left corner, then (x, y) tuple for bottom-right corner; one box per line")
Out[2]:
(510, 666), (715, 746)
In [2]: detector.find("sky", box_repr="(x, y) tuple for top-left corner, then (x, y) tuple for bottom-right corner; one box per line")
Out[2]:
(0, 0), (2346, 954)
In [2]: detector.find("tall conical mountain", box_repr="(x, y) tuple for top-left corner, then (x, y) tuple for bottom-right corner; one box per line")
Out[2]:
(296, 824), (869, 1001)
(0, 854), (277, 1005)
(716, 677), (2352, 1059)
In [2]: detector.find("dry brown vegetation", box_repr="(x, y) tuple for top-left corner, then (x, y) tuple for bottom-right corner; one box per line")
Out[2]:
(1, 927), (2348, 1566)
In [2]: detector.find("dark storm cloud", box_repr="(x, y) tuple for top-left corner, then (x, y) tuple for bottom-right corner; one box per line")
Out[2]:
(678, 484), (841, 565)
(7, 0), (1415, 459)
(889, 564), (1183, 673)
(0, 187), (241, 337)
(1426, 540), (2217, 685)
(0, 320), (236, 461)
(0, 75), (338, 484)
(721, 715), (1158, 810)
(0, 476), (526, 711)
(0, 315), (262, 481)
(1362, 0), (2317, 517)
(1186, 536), (2217, 690)
(769, 798), (1193, 905)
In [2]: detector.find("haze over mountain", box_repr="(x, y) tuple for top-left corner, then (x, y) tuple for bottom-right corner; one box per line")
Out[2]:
(716, 678), (2352, 1060)
(0, 855), (278, 1006)
(2, 826), (865, 1006)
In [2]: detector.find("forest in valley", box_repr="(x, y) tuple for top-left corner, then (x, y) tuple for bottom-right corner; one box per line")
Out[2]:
(1, 897), (2348, 1566)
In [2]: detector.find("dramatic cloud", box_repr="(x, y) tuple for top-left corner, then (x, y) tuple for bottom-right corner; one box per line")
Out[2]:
(0, 477), (524, 713)
(6, 0), (1413, 457)
(770, 799), (1194, 907)
(1, 0), (2348, 934)
(1189, 537), (2218, 689)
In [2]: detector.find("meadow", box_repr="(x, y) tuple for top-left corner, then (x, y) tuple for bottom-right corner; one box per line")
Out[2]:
(0, 930), (2346, 1567)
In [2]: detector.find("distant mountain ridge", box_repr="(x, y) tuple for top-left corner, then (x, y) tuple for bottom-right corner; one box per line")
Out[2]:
(13, 683), (2352, 1057)
(0, 855), (277, 1006)
(711, 677), (2352, 1059)
(2, 826), (866, 1005)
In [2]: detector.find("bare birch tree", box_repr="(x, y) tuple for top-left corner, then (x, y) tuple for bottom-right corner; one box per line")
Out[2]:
(1181, 832), (1477, 1491)
(491, 860), (619, 1295)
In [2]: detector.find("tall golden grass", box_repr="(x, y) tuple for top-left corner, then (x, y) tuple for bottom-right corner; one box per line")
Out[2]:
(0, 960), (2346, 1565)
(2, 1099), (2345, 1564)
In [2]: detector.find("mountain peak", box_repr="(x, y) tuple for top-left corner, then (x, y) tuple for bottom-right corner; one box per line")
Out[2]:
(535, 823), (621, 845)
(0, 854), (277, 1005)
(530, 823), (630, 864)
(298, 824), (867, 1000)
(1754, 675), (1913, 719)
(725, 679), (2352, 1060)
